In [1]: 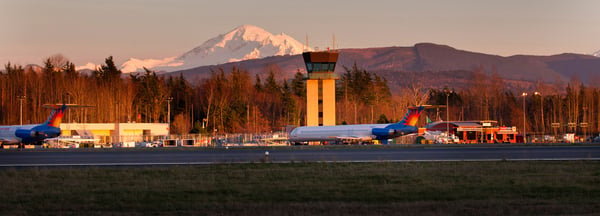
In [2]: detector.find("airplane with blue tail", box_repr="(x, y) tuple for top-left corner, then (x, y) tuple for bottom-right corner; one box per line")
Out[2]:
(288, 106), (425, 144)
(0, 104), (67, 146)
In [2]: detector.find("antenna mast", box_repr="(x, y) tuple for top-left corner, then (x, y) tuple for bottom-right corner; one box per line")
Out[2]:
(305, 34), (309, 52)
(332, 34), (336, 51)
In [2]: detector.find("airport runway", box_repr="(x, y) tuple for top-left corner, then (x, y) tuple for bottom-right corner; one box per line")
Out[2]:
(1, 145), (599, 167)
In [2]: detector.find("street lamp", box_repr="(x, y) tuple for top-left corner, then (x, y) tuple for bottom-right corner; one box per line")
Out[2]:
(18, 95), (26, 125)
(522, 92), (527, 143)
(64, 92), (72, 123)
(582, 106), (588, 141)
(534, 92), (543, 136)
(444, 89), (453, 140)
(167, 97), (173, 136)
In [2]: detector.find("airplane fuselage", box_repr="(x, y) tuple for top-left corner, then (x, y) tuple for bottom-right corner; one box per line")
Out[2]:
(288, 106), (425, 144)
(289, 124), (385, 141)
(0, 124), (61, 144)
(289, 123), (417, 143)
(0, 104), (67, 145)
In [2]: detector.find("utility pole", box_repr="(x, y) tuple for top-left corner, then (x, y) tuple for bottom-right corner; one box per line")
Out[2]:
(534, 92), (544, 135)
(522, 92), (528, 143)
(167, 97), (173, 136)
(444, 90), (452, 140)
(18, 95), (26, 125)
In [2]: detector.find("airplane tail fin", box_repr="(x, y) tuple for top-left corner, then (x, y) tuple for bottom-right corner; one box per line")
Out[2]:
(42, 104), (67, 127)
(397, 106), (425, 126)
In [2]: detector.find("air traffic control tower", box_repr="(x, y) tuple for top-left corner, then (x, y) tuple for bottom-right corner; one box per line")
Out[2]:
(302, 51), (339, 126)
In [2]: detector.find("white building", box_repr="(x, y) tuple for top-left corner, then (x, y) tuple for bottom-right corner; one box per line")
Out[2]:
(60, 123), (169, 143)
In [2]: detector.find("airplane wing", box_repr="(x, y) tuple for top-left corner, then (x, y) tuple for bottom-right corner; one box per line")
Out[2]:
(46, 137), (99, 142)
(335, 136), (373, 141)
(0, 138), (19, 144)
(42, 104), (95, 109)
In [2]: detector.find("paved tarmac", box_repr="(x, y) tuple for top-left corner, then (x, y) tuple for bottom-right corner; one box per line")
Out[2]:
(1, 145), (599, 167)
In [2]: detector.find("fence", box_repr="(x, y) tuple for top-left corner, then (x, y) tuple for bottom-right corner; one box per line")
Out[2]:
(48, 132), (291, 148)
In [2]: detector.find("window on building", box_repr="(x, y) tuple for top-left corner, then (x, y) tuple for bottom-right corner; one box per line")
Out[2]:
(313, 63), (321, 71)
(306, 63), (313, 72)
(466, 131), (477, 140)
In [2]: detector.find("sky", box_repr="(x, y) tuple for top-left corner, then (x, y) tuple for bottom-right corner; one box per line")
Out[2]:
(1, 0), (599, 67)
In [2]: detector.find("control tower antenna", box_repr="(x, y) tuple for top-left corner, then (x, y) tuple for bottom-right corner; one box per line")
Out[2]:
(332, 34), (335, 51)
(305, 34), (309, 52)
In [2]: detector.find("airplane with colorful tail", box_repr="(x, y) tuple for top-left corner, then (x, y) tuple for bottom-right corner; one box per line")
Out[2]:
(0, 104), (68, 146)
(288, 106), (425, 144)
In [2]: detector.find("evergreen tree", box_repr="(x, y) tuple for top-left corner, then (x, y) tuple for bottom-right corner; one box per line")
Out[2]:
(94, 56), (122, 85)
(254, 74), (262, 92)
(282, 79), (298, 125)
(291, 69), (305, 98)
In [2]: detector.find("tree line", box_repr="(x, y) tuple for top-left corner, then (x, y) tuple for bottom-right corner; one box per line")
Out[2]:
(1, 55), (599, 136)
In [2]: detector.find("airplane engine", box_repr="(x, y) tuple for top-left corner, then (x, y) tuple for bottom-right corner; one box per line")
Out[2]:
(396, 126), (418, 135)
(372, 128), (395, 137)
(39, 127), (61, 138)
(34, 130), (50, 138)
(15, 129), (37, 139)
(15, 129), (40, 140)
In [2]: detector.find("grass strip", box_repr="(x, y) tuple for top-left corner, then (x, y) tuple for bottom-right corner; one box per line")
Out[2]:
(0, 161), (599, 215)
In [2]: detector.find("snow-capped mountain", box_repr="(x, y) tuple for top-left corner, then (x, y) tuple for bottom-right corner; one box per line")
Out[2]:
(593, 50), (600, 57)
(119, 25), (310, 73)
(24, 64), (43, 73)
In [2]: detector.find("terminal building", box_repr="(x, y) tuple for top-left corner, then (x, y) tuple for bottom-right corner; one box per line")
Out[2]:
(60, 123), (169, 144)
(424, 121), (518, 143)
(302, 51), (339, 126)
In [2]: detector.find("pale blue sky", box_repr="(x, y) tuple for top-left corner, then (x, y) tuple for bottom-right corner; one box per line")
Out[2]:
(1, 0), (599, 67)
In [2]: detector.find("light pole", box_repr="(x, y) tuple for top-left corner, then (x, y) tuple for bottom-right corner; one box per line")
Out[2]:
(65, 92), (72, 123)
(18, 95), (26, 125)
(167, 97), (173, 136)
(582, 106), (588, 141)
(444, 89), (452, 140)
(534, 92), (543, 136)
(522, 92), (527, 143)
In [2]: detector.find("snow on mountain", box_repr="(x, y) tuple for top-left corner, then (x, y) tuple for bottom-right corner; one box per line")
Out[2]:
(120, 56), (183, 73)
(593, 50), (600, 57)
(76, 62), (100, 71)
(118, 25), (310, 73)
(24, 64), (43, 73)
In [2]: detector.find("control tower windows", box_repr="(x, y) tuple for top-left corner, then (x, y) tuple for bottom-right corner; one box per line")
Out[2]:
(306, 62), (336, 73)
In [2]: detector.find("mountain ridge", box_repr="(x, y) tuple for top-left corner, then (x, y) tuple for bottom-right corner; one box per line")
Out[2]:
(165, 43), (600, 92)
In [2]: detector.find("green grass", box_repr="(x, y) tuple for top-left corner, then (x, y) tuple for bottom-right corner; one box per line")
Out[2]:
(1, 161), (599, 215)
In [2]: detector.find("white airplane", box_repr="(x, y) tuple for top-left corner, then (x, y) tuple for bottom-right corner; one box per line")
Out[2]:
(0, 104), (67, 146)
(289, 106), (425, 144)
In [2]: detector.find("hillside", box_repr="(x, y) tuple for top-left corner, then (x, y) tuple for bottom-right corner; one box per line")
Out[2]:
(165, 43), (600, 91)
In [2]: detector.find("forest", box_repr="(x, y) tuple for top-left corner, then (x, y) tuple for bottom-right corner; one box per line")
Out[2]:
(1, 55), (599, 137)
